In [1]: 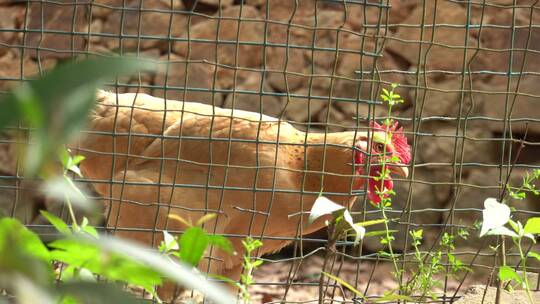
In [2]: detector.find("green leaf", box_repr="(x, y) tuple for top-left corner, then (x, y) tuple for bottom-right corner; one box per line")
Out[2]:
(4, 57), (155, 176)
(251, 260), (263, 267)
(80, 217), (99, 238)
(168, 214), (192, 228)
(59, 146), (71, 169)
(354, 218), (388, 227)
(207, 234), (233, 254)
(179, 227), (209, 267)
(196, 213), (217, 227)
(79, 234), (235, 304)
(321, 272), (365, 300)
(498, 265), (522, 284)
(57, 281), (145, 304)
(0, 92), (22, 130)
(40, 210), (71, 235)
(71, 155), (85, 167)
(528, 252), (540, 262)
(49, 238), (162, 294)
(524, 217), (540, 235)
(32, 57), (155, 104)
(82, 225), (99, 238)
(410, 229), (423, 240)
(364, 230), (398, 238)
(0, 218), (53, 285)
(0, 218), (50, 262)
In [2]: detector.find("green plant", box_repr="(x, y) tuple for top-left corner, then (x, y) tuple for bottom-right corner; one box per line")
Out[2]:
(310, 85), (412, 303)
(238, 237), (263, 304)
(372, 84), (405, 295)
(0, 57), (235, 304)
(402, 230), (470, 301)
(479, 168), (540, 304)
(160, 214), (233, 268)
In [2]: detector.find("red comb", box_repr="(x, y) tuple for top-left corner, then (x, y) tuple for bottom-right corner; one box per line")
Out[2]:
(370, 121), (411, 165)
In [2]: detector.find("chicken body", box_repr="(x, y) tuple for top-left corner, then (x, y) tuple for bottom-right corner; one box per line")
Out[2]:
(73, 90), (408, 280)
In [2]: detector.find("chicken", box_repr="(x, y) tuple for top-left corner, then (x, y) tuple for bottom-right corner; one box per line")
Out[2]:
(71, 90), (411, 281)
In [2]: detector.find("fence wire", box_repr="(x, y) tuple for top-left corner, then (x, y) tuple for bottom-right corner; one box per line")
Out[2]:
(1, 0), (540, 303)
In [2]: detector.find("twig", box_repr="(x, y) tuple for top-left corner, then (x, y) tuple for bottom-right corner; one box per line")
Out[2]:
(319, 224), (337, 304)
(495, 123), (529, 304)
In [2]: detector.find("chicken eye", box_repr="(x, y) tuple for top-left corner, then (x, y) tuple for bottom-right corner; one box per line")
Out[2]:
(375, 143), (385, 152)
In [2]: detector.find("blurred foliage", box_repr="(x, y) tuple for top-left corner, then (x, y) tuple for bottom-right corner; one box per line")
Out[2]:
(0, 57), (235, 304)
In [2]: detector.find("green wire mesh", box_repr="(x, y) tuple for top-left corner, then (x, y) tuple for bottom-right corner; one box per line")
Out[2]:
(1, 0), (540, 302)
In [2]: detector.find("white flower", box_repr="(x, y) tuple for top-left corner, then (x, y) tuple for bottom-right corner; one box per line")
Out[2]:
(480, 198), (512, 237)
(307, 196), (365, 244)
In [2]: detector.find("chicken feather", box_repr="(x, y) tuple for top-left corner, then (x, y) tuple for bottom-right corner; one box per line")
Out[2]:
(71, 90), (410, 281)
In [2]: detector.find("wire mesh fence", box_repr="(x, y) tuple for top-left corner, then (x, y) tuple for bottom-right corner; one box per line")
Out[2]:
(1, 0), (540, 303)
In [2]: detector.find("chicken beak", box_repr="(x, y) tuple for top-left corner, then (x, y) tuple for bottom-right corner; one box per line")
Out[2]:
(389, 165), (409, 178)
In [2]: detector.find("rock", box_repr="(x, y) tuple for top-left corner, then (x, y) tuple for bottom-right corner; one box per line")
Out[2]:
(0, 133), (36, 224)
(316, 105), (355, 132)
(469, 8), (540, 74)
(85, 19), (103, 45)
(172, 6), (264, 68)
(153, 54), (223, 105)
(385, 1), (479, 72)
(334, 37), (407, 121)
(106, 80), (153, 96)
(259, 0), (316, 21)
(474, 75), (540, 134)
(404, 75), (481, 119)
(121, 49), (162, 83)
(197, 0), (233, 7)
(90, 0), (138, 19)
(0, 4), (25, 56)
(0, 51), (40, 90)
(263, 6), (355, 93)
(0, 179), (41, 225)
(343, 1), (398, 32)
(263, 6), (322, 92)
(306, 11), (349, 70)
(388, 0), (419, 26)
(86, 44), (115, 55)
(244, 0), (266, 7)
(282, 88), (327, 123)
(416, 121), (498, 169)
(454, 285), (540, 304)
(222, 73), (284, 118)
(102, 0), (187, 51)
(26, 0), (88, 59)
(266, 47), (310, 92)
(264, 9), (354, 93)
(215, 69), (261, 90)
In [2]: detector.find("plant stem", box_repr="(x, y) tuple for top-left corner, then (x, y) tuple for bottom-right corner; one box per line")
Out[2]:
(517, 239), (534, 304)
(375, 99), (403, 292)
(64, 175), (79, 231)
(495, 236), (506, 304)
(380, 206), (401, 281)
(319, 224), (337, 304)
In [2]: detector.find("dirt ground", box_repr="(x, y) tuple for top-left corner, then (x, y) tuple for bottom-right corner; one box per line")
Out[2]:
(248, 254), (474, 303)
(138, 252), (540, 303)
(454, 285), (540, 304)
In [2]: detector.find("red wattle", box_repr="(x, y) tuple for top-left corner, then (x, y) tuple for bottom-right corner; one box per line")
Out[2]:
(367, 168), (393, 204)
